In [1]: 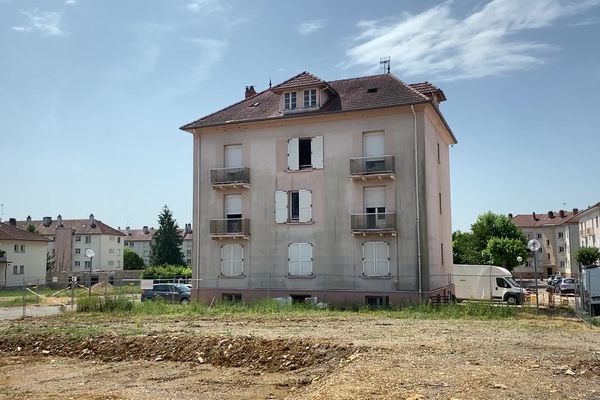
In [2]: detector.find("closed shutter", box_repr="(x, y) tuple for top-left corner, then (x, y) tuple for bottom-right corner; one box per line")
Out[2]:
(221, 244), (243, 276)
(298, 190), (312, 222)
(275, 191), (288, 223)
(224, 194), (242, 217)
(311, 136), (323, 169)
(363, 242), (389, 276)
(224, 145), (242, 168)
(364, 186), (385, 209)
(287, 138), (299, 171)
(289, 243), (312, 275)
(363, 131), (384, 157)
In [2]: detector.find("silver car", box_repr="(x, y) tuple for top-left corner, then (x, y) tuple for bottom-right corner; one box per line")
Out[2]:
(557, 278), (576, 294)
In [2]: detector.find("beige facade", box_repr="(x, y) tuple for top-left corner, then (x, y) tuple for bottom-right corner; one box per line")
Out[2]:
(0, 222), (48, 287)
(576, 203), (600, 249)
(181, 72), (456, 306)
(15, 215), (124, 272)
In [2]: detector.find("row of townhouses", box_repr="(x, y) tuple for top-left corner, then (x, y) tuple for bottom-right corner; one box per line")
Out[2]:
(120, 224), (193, 266)
(180, 71), (457, 306)
(512, 202), (600, 278)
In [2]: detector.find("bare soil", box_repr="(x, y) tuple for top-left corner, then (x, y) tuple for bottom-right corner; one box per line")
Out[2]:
(1, 314), (599, 399)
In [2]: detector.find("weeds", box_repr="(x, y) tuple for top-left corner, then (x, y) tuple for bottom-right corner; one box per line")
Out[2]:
(77, 295), (134, 313)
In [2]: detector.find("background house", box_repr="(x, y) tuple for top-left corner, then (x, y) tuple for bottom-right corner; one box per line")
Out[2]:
(121, 223), (193, 266)
(180, 71), (456, 306)
(0, 220), (49, 287)
(16, 214), (124, 272)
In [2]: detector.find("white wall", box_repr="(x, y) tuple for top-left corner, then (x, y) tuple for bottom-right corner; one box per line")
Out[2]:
(0, 240), (47, 287)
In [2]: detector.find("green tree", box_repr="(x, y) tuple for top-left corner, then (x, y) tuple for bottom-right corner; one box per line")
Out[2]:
(453, 211), (527, 270)
(150, 205), (184, 266)
(452, 230), (481, 264)
(26, 223), (37, 233)
(482, 237), (528, 271)
(576, 246), (600, 267)
(123, 247), (145, 270)
(46, 251), (55, 272)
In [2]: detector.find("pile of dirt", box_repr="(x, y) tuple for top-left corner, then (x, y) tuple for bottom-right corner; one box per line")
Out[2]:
(0, 333), (357, 373)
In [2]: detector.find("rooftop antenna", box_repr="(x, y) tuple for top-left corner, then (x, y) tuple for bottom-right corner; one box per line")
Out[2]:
(269, 78), (272, 89)
(380, 56), (390, 74)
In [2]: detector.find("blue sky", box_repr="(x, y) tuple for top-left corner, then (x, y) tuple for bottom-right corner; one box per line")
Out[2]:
(1, 0), (600, 232)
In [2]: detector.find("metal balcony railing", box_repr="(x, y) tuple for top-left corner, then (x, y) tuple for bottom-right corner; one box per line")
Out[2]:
(351, 213), (396, 232)
(210, 167), (250, 186)
(350, 155), (395, 176)
(210, 218), (250, 236)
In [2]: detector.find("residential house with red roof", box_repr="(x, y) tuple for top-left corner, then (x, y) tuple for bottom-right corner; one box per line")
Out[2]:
(572, 202), (600, 250)
(0, 220), (49, 287)
(121, 223), (193, 266)
(15, 214), (125, 273)
(180, 71), (457, 306)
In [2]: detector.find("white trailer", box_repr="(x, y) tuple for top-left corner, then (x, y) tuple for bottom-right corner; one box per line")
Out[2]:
(582, 266), (600, 316)
(453, 264), (528, 305)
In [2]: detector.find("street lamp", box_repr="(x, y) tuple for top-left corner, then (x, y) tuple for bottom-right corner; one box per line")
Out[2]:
(517, 256), (523, 303)
(527, 239), (541, 312)
(85, 248), (95, 298)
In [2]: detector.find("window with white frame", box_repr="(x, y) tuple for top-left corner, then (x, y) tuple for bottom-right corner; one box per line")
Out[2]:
(288, 243), (313, 276)
(221, 244), (243, 276)
(284, 92), (297, 110)
(537, 233), (542, 239)
(85, 261), (91, 268)
(75, 236), (81, 242)
(74, 261), (80, 267)
(303, 89), (317, 108)
(558, 232), (563, 238)
(14, 244), (25, 253)
(362, 242), (390, 276)
(109, 248), (114, 253)
(287, 136), (323, 170)
(13, 265), (24, 275)
(75, 248), (81, 254)
(275, 190), (312, 223)
(560, 261), (565, 267)
(85, 236), (91, 243)
(559, 246), (565, 253)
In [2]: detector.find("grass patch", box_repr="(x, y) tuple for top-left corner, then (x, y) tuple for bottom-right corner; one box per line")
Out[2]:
(77, 295), (134, 313)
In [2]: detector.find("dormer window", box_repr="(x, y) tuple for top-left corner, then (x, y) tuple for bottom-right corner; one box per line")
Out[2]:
(303, 89), (317, 108)
(284, 92), (297, 110)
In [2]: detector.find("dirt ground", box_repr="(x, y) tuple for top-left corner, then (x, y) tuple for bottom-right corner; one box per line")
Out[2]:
(1, 314), (599, 399)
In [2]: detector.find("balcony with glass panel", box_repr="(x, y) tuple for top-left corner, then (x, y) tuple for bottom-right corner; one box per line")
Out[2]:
(210, 167), (250, 190)
(350, 155), (395, 181)
(350, 213), (397, 236)
(209, 218), (250, 240)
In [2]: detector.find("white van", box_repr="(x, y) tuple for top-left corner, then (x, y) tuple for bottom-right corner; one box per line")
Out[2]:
(582, 266), (600, 316)
(453, 264), (528, 305)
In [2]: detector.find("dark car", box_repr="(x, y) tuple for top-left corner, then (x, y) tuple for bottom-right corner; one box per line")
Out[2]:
(141, 283), (191, 304)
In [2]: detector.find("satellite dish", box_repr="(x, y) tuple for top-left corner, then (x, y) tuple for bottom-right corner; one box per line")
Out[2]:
(85, 249), (95, 258)
(517, 256), (523, 263)
(527, 239), (541, 252)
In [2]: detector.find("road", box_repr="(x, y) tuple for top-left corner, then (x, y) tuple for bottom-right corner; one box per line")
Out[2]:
(0, 305), (64, 320)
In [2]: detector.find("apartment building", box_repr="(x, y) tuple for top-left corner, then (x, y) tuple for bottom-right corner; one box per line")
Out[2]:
(180, 71), (457, 306)
(16, 214), (124, 272)
(575, 202), (600, 249)
(0, 221), (49, 287)
(512, 210), (580, 278)
(121, 224), (193, 266)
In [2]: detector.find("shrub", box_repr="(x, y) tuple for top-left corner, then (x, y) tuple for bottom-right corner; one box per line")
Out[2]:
(77, 295), (134, 313)
(140, 264), (192, 279)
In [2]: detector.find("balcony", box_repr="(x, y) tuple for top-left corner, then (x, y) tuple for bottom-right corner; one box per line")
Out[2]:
(210, 218), (250, 239)
(210, 167), (250, 189)
(351, 213), (397, 236)
(350, 156), (395, 181)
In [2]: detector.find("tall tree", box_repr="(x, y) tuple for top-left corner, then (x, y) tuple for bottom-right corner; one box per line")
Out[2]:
(124, 247), (145, 270)
(482, 237), (528, 271)
(471, 211), (526, 252)
(150, 206), (184, 266)
(452, 230), (481, 265)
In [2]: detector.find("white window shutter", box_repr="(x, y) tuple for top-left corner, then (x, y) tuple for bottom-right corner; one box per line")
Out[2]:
(275, 191), (288, 223)
(311, 136), (323, 169)
(298, 190), (312, 222)
(287, 138), (299, 171)
(288, 243), (299, 275)
(301, 243), (313, 275)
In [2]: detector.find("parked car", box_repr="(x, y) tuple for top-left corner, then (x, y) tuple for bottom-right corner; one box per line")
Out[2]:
(141, 283), (191, 304)
(551, 276), (563, 286)
(557, 278), (576, 294)
(547, 275), (557, 285)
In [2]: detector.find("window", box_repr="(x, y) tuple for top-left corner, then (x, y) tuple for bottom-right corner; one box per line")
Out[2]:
(287, 136), (323, 170)
(224, 144), (243, 168)
(366, 296), (389, 308)
(284, 91), (297, 110)
(547, 253), (551, 260)
(364, 186), (386, 229)
(75, 248), (81, 254)
(14, 244), (25, 253)
(275, 190), (312, 223)
(559, 246), (565, 253)
(52, 249), (55, 256)
(537, 233), (542, 239)
(527, 233), (531, 239)
(109, 236), (115, 241)
(109, 248), (114, 254)
(362, 131), (385, 171)
(440, 243), (444, 266)
(85, 236), (91, 243)
(560, 261), (565, 267)
(288, 243), (313, 276)
(117, 237), (121, 243)
(186, 250), (192, 256)
(222, 293), (242, 302)
(546, 239), (550, 246)
(439, 193), (442, 214)
(74, 261), (80, 267)
(108, 261), (114, 266)
(221, 244), (243, 276)
(524, 261), (531, 267)
(85, 261), (91, 268)
(186, 258), (191, 264)
(496, 278), (510, 288)
(538, 248), (543, 253)
(303, 89), (317, 108)
(437, 142), (441, 164)
(362, 242), (390, 276)
(558, 232), (563, 238)
(75, 236), (81, 242)
(224, 194), (243, 233)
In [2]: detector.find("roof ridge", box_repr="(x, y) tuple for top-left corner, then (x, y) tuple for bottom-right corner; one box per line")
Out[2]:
(271, 71), (325, 90)
(328, 73), (390, 84)
(388, 74), (431, 101)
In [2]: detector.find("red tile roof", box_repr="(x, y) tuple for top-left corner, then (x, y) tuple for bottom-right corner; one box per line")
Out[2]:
(181, 72), (439, 131)
(0, 222), (50, 242)
(409, 82), (446, 101)
(512, 211), (575, 228)
(271, 71), (327, 91)
(16, 219), (125, 236)
(120, 228), (156, 242)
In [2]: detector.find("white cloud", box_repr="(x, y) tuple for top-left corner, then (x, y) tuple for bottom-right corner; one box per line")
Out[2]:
(344, 0), (600, 80)
(184, 38), (228, 80)
(12, 8), (64, 36)
(187, 0), (229, 14)
(65, 0), (77, 5)
(105, 42), (161, 81)
(298, 20), (324, 35)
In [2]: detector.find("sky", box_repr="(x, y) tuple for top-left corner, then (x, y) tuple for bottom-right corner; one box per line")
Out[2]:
(1, 0), (600, 232)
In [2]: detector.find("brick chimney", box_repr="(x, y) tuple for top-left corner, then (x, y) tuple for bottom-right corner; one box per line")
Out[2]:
(573, 208), (579, 215)
(548, 211), (554, 218)
(8, 218), (16, 227)
(89, 214), (96, 228)
(508, 213), (513, 219)
(559, 210), (565, 218)
(245, 85), (256, 99)
(143, 226), (149, 235)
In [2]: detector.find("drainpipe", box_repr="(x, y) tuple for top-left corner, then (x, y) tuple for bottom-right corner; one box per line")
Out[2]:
(411, 105), (423, 301)
(193, 129), (201, 296)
